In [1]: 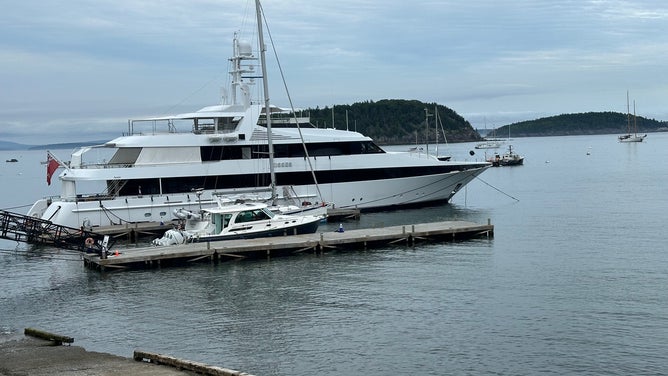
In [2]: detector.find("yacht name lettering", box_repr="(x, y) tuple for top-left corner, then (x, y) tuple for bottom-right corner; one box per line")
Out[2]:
(274, 162), (292, 168)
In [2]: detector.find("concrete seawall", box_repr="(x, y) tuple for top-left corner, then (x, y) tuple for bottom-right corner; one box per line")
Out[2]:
(0, 329), (252, 376)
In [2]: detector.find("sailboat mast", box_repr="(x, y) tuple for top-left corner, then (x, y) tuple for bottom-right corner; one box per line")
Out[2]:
(434, 104), (439, 157)
(626, 90), (631, 134)
(255, 0), (277, 202)
(424, 108), (430, 156)
(633, 100), (637, 136)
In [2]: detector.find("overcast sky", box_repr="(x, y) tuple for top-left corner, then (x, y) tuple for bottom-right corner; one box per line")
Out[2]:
(2, 0), (667, 144)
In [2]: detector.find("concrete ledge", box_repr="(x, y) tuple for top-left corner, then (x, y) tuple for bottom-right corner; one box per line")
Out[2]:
(0, 330), (251, 376)
(135, 350), (254, 376)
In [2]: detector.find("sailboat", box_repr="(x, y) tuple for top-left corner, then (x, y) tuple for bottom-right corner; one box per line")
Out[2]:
(618, 92), (647, 143)
(475, 119), (504, 149)
(433, 105), (451, 161)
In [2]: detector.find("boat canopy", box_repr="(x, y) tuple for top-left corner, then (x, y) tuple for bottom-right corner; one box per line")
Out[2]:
(138, 111), (248, 121)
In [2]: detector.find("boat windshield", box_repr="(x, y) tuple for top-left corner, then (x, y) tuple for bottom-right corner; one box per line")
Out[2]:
(234, 208), (274, 223)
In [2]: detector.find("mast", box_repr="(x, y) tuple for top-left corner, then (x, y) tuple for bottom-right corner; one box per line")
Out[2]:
(434, 104), (439, 157)
(626, 90), (631, 135)
(633, 100), (637, 136)
(255, 0), (277, 202)
(424, 108), (431, 155)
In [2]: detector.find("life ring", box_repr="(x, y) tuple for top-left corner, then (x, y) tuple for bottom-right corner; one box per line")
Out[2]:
(85, 237), (95, 247)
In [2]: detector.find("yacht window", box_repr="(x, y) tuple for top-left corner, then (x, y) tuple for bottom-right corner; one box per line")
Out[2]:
(252, 209), (271, 221)
(136, 147), (200, 165)
(216, 117), (238, 132)
(235, 211), (254, 223)
(222, 214), (232, 228)
(108, 147), (141, 165)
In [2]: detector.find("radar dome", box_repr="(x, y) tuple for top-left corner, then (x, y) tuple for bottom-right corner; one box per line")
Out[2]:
(238, 41), (253, 56)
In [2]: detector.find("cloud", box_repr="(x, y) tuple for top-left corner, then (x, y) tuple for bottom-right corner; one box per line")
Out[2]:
(1, 0), (668, 143)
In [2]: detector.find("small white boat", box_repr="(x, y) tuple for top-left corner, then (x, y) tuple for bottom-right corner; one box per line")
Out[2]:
(152, 202), (321, 246)
(475, 140), (504, 149)
(618, 134), (646, 142)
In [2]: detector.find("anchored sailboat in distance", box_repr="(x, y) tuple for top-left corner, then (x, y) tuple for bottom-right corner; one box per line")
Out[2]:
(27, 0), (491, 230)
(618, 91), (647, 143)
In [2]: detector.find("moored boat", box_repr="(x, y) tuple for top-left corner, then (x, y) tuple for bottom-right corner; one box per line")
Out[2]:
(487, 145), (524, 166)
(618, 92), (647, 143)
(475, 140), (504, 149)
(152, 202), (321, 245)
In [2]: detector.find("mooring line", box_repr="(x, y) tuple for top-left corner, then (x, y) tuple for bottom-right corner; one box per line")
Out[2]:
(474, 175), (520, 202)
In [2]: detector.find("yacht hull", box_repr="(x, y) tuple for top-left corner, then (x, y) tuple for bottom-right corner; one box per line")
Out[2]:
(28, 164), (488, 229)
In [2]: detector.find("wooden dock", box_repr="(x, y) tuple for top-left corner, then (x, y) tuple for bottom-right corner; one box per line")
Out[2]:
(83, 220), (493, 271)
(93, 221), (176, 242)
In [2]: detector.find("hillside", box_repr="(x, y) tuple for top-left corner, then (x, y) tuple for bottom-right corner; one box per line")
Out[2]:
(305, 99), (483, 144)
(494, 112), (668, 138)
(0, 141), (31, 151)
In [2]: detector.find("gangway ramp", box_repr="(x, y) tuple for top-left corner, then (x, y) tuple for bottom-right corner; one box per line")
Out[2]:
(0, 210), (112, 252)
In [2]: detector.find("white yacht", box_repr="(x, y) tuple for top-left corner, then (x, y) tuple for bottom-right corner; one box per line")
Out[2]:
(28, 2), (490, 230)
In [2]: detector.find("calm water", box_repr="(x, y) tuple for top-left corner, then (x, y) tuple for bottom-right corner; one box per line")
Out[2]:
(2, 134), (667, 375)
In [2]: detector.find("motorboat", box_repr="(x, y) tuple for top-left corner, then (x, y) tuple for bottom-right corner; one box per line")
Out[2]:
(487, 145), (524, 166)
(27, 1), (490, 230)
(151, 202), (321, 245)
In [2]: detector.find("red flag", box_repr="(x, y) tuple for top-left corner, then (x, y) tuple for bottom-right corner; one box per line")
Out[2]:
(46, 152), (61, 186)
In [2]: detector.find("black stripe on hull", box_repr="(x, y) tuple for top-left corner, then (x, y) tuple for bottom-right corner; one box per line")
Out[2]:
(117, 164), (489, 196)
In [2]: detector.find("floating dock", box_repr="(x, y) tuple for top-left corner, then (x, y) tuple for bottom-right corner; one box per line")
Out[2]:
(83, 220), (493, 271)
